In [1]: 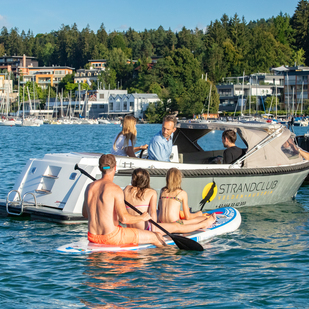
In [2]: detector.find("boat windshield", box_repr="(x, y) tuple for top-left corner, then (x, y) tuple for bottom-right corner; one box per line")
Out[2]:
(281, 138), (300, 160)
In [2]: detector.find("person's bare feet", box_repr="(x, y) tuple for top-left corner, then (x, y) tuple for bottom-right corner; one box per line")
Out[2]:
(153, 232), (167, 247)
(201, 213), (216, 229)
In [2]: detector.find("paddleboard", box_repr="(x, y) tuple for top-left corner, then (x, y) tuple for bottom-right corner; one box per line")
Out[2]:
(56, 207), (241, 254)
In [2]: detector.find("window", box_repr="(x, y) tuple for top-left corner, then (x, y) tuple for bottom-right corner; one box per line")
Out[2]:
(99, 94), (104, 99)
(130, 101), (134, 111)
(109, 102), (113, 111)
(281, 138), (299, 160)
(92, 105), (97, 109)
(115, 99), (121, 111)
(123, 100), (127, 110)
(99, 105), (105, 108)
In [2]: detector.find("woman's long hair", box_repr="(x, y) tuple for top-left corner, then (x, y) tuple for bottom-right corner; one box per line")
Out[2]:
(163, 168), (182, 193)
(113, 115), (137, 150)
(129, 168), (150, 200)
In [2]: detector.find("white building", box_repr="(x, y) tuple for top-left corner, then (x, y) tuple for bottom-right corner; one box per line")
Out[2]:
(108, 93), (160, 119)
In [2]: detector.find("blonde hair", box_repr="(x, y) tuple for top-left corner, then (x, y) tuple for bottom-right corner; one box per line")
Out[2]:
(163, 168), (182, 193)
(113, 115), (137, 150)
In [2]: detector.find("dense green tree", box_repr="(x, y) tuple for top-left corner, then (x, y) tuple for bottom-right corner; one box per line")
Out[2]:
(291, 0), (309, 64)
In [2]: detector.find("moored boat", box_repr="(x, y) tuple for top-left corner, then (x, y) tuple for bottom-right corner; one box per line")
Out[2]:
(1, 121), (309, 223)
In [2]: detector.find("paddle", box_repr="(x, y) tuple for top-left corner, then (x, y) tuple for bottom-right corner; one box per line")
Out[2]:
(74, 164), (204, 251)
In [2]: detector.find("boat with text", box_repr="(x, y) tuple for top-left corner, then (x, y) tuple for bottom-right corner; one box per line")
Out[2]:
(1, 121), (308, 223)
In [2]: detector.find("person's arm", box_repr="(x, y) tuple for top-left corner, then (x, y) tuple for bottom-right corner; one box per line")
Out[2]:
(115, 187), (151, 224)
(148, 190), (157, 222)
(133, 144), (148, 152)
(82, 185), (89, 218)
(298, 147), (309, 160)
(182, 191), (202, 219)
(125, 144), (148, 157)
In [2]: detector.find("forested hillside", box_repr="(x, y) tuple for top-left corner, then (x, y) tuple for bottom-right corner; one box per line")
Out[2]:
(1, 0), (308, 117)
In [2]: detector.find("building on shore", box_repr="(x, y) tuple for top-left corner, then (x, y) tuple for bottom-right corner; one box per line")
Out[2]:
(20, 65), (74, 90)
(0, 54), (38, 78)
(272, 65), (309, 114)
(107, 93), (160, 119)
(216, 73), (284, 113)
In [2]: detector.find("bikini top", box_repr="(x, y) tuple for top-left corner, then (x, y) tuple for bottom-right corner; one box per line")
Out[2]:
(160, 190), (182, 203)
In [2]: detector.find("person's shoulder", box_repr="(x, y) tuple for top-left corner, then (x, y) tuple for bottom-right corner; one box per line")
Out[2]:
(148, 188), (157, 196)
(123, 185), (132, 192)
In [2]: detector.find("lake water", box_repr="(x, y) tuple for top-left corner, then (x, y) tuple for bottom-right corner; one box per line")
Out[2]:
(0, 123), (309, 308)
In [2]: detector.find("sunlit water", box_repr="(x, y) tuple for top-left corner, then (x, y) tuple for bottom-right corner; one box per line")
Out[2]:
(0, 124), (309, 308)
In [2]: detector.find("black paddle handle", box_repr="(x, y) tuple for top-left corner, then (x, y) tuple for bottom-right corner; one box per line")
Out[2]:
(75, 164), (174, 238)
(75, 164), (96, 181)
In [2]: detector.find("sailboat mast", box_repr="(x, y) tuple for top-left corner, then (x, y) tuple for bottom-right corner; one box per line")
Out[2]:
(22, 85), (25, 121)
(301, 82), (304, 115)
(6, 73), (10, 117)
(241, 71), (244, 115)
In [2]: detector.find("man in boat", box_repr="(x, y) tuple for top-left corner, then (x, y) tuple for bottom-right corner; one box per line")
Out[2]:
(222, 130), (245, 164)
(82, 154), (165, 247)
(148, 115), (177, 161)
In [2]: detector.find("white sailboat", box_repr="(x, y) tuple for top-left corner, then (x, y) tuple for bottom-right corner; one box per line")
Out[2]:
(0, 74), (16, 126)
(15, 85), (40, 127)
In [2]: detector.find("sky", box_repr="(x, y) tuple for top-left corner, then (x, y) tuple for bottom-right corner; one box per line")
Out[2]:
(0, 0), (300, 35)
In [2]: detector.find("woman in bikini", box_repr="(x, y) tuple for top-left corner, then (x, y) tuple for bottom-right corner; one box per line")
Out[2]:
(124, 168), (216, 234)
(158, 167), (216, 227)
(123, 168), (157, 231)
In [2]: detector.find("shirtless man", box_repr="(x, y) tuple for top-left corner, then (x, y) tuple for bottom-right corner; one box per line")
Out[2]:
(82, 154), (165, 247)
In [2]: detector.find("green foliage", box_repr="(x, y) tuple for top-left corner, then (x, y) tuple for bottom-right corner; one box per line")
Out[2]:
(1, 7), (308, 117)
(98, 69), (117, 89)
(145, 101), (166, 123)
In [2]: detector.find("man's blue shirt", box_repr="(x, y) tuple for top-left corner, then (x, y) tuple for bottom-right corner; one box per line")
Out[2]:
(148, 131), (173, 161)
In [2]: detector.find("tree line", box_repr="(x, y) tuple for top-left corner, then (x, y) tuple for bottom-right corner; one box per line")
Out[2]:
(1, 0), (309, 119)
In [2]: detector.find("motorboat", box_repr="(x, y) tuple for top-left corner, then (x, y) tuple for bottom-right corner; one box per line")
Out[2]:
(1, 121), (309, 224)
(98, 119), (111, 125)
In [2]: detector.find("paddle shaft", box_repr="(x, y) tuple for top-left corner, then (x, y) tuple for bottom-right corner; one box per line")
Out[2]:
(74, 164), (175, 237)
(75, 164), (204, 251)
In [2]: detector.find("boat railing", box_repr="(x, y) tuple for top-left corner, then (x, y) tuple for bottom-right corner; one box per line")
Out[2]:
(6, 190), (37, 216)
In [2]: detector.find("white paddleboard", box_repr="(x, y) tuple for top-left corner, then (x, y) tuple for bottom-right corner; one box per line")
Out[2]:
(56, 207), (241, 254)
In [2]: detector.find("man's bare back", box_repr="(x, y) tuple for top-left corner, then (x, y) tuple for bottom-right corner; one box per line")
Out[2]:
(82, 154), (165, 247)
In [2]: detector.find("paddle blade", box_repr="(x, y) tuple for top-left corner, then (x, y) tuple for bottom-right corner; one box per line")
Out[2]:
(170, 234), (204, 251)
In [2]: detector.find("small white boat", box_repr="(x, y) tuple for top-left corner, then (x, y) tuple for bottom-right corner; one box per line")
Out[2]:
(2, 121), (309, 224)
(15, 119), (40, 127)
(98, 119), (111, 125)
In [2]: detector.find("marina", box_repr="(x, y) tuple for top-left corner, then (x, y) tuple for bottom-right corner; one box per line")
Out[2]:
(0, 123), (309, 307)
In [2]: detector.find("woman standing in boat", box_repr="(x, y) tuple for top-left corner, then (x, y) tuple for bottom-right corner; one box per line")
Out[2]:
(110, 115), (148, 157)
(124, 168), (215, 234)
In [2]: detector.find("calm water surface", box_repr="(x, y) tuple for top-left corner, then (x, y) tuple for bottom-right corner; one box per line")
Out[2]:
(0, 124), (309, 308)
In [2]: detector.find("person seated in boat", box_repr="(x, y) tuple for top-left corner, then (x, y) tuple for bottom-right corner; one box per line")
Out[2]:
(148, 115), (177, 161)
(82, 154), (165, 247)
(110, 115), (148, 157)
(222, 129), (245, 164)
(123, 168), (216, 234)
